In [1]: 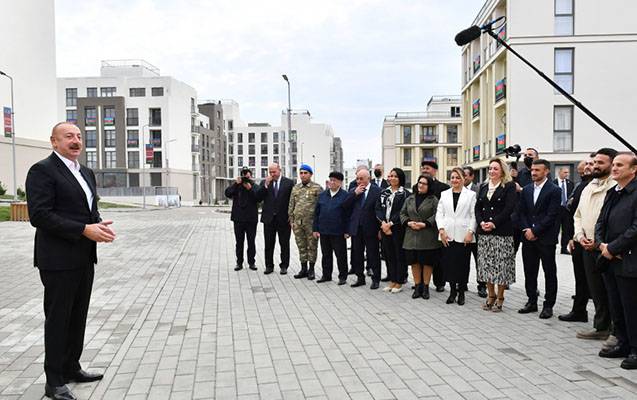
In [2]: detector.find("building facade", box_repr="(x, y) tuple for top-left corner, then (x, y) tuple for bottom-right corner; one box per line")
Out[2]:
(382, 96), (462, 187)
(198, 101), (228, 204)
(461, 0), (635, 181)
(58, 60), (209, 204)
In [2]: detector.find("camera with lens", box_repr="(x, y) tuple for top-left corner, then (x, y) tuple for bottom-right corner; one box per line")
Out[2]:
(504, 144), (522, 161)
(240, 167), (253, 184)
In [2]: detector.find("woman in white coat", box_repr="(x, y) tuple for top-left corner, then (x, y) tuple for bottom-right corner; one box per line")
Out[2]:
(436, 167), (477, 305)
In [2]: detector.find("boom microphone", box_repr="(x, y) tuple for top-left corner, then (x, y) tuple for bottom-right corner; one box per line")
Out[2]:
(454, 25), (481, 46)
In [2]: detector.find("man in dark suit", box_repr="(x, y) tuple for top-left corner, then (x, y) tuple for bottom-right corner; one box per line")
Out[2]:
(26, 122), (115, 400)
(517, 159), (562, 319)
(343, 169), (382, 289)
(517, 147), (539, 187)
(596, 152), (637, 369)
(256, 163), (294, 275)
(348, 165), (369, 191)
(554, 167), (575, 254)
(225, 167), (260, 271)
(372, 164), (389, 189)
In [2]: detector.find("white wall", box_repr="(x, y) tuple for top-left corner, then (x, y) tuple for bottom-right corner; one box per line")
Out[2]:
(288, 112), (333, 188)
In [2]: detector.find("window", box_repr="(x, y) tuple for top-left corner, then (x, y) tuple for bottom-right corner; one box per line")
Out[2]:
(261, 156), (268, 167)
(103, 106), (115, 126)
(229, 144), (234, 155)
(273, 131), (279, 142)
(85, 130), (97, 148)
(447, 148), (458, 166)
(273, 156), (279, 164)
(129, 88), (145, 97)
(248, 132), (255, 143)
(151, 87), (164, 96)
(104, 130), (116, 147)
(229, 157), (234, 167)
(273, 144), (279, 154)
(422, 148), (435, 161)
(228, 132), (234, 142)
(555, 48), (574, 94)
(128, 151), (139, 168)
(261, 132), (268, 142)
(150, 130), (162, 147)
(152, 151), (162, 168)
(421, 126), (436, 143)
(150, 172), (162, 186)
(66, 110), (77, 124)
(149, 108), (162, 126)
(86, 151), (97, 169)
(249, 157), (255, 167)
(100, 87), (116, 97)
(127, 130), (139, 147)
(190, 98), (196, 114)
(65, 88), (77, 107)
(447, 125), (458, 143)
(261, 168), (268, 178)
(555, 0), (574, 36)
(404, 171), (412, 188)
(126, 108), (138, 126)
(85, 107), (97, 126)
(238, 157), (244, 167)
(129, 173), (140, 187)
(450, 106), (461, 117)
(86, 87), (97, 97)
(104, 151), (117, 168)
(261, 144), (268, 154)
(228, 120), (234, 130)
(237, 132), (243, 142)
(238, 145), (243, 155)
(554, 106), (573, 152)
(248, 145), (255, 155)
(403, 148), (412, 166)
(217, 110), (221, 120)
(403, 126), (412, 143)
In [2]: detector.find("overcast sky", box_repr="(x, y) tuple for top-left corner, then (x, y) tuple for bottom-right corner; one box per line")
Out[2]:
(55, 0), (482, 166)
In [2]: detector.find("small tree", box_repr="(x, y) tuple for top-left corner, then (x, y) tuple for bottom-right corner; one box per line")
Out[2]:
(0, 181), (6, 196)
(16, 187), (26, 200)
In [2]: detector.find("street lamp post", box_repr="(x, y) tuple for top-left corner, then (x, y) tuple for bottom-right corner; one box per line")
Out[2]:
(0, 70), (17, 201)
(282, 74), (292, 174)
(141, 124), (149, 209)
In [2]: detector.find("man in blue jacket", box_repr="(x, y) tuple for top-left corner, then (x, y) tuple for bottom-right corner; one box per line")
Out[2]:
(313, 172), (350, 284)
(517, 159), (562, 319)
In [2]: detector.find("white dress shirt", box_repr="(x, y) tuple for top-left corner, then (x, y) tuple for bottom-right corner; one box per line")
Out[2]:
(54, 151), (94, 210)
(533, 178), (548, 204)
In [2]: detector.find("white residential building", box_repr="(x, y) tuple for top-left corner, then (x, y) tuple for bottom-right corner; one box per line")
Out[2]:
(460, 0), (635, 181)
(58, 60), (209, 204)
(0, 0), (57, 196)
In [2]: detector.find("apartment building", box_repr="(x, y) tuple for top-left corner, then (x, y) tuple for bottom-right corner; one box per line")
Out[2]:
(198, 101), (228, 204)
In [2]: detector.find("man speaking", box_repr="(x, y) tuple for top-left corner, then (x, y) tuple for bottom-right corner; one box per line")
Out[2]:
(26, 122), (115, 400)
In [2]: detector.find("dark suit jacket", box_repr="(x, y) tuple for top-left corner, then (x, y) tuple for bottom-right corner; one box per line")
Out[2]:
(343, 184), (381, 237)
(26, 153), (101, 270)
(517, 180), (562, 245)
(375, 187), (410, 226)
(224, 182), (259, 223)
(372, 178), (389, 189)
(553, 178), (574, 206)
(595, 179), (637, 277)
(475, 181), (518, 236)
(256, 176), (294, 224)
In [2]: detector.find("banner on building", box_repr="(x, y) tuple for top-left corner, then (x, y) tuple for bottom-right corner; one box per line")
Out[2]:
(496, 134), (506, 154)
(473, 145), (481, 161)
(3, 107), (12, 138)
(146, 144), (154, 164)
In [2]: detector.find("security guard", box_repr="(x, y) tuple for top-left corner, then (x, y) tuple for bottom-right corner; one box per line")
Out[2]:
(289, 164), (323, 280)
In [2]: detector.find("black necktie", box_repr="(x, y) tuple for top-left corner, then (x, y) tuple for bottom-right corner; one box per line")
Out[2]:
(273, 180), (279, 198)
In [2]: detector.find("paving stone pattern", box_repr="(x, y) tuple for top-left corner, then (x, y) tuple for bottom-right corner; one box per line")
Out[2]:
(0, 208), (636, 399)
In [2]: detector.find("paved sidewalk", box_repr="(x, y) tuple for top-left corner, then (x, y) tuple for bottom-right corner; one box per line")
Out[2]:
(0, 208), (636, 399)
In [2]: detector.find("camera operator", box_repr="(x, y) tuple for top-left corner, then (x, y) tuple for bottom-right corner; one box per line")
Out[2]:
(518, 148), (540, 187)
(225, 167), (260, 271)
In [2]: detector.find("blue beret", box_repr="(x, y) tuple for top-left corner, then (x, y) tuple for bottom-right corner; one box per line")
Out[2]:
(299, 164), (313, 174)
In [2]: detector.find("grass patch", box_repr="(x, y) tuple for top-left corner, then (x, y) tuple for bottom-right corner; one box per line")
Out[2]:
(98, 201), (137, 209)
(0, 207), (10, 222)
(0, 194), (15, 200)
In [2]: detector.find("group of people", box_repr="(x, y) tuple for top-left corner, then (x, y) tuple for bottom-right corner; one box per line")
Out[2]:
(226, 148), (637, 371)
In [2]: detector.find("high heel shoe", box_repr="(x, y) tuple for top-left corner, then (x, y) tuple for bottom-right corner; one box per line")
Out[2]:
(492, 297), (504, 312)
(482, 296), (496, 311)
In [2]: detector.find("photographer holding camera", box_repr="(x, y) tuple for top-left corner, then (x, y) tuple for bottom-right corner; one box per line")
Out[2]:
(225, 167), (260, 271)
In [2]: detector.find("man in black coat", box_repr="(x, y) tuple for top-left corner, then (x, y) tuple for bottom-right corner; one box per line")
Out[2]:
(554, 167), (575, 254)
(343, 169), (382, 289)
(596, 152), (637, 369)
(372, 164), (389, 189)
(517, 159), (562, 319)
(517, 147), (539, 187)
(26, 122), (115, 400)
(225, 167), (260, 271)
(256, 163), (294, 275)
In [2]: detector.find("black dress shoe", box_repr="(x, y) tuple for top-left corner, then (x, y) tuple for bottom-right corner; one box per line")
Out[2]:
(45, 384), (77, 400)
(351, 279), (366, 288)
(599, 344), (630, 358)
(317, 277), (331, 283)
(558, 311), (588, 322)
(457, 291), (465, 306)
(518, 303), (538, 314)
(280, 267), (288, 275)
(264, 267), (274, 275)
(380, 276), (390, 282)
(620, 351), (637, 369)
(248, 264), (257, 270)
(477, 286), (488, 298)
(539, 307), (553, 319)
(234, 265), (243, 271)
(436, 286), (445, 292)
(337, 279), (347, 285)
(422, 284), (430, 299)
(64, 369), (104, 383)
(370, 281), (380, 290)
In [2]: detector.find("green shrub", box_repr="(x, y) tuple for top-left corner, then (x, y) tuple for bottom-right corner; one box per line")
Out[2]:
(16, 187), (26, 200)
(0, 181), (6, 196)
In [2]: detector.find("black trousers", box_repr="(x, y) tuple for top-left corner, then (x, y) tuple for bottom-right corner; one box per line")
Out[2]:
(432, 260), (445, 289)
(351, 232), (380, 282)
(558, 207), (574, 252)
(603, 265), (637, 351)
(233, 221), (257, 266)
(582, 249), (611, 331)
(39, 266), (94, 387)
(522, 241), (558, 307)
(570, 242), (590, 315)
(263, 218), (291, 270)
(319, 234), (348, 280)
(381, 226), (406, 283)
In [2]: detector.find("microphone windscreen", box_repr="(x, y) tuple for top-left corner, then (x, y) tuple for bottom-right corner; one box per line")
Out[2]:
(454, 26), (481, 46)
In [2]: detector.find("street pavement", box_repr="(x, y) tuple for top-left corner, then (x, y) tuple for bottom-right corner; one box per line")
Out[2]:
(0, 207), (636, 399)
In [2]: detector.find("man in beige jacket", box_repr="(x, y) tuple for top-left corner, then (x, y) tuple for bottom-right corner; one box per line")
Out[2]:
(573, 148), (617, 344)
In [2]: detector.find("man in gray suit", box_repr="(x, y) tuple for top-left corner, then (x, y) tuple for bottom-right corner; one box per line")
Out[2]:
(463, 166), (486, 297)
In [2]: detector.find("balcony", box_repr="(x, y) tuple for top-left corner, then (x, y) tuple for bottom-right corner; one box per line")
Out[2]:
(421, 135), (438, 144)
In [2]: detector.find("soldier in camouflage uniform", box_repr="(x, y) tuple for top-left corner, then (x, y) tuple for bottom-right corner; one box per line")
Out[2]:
(289, 164), (323, 280)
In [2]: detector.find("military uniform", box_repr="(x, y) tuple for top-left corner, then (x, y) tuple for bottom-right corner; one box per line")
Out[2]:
(289, 181), (323, 265)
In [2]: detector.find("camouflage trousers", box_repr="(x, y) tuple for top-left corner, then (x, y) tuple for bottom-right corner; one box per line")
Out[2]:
(292, 218), (318, 263)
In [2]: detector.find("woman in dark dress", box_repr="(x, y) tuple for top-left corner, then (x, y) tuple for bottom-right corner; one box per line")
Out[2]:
(400, 175), (441, 299)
